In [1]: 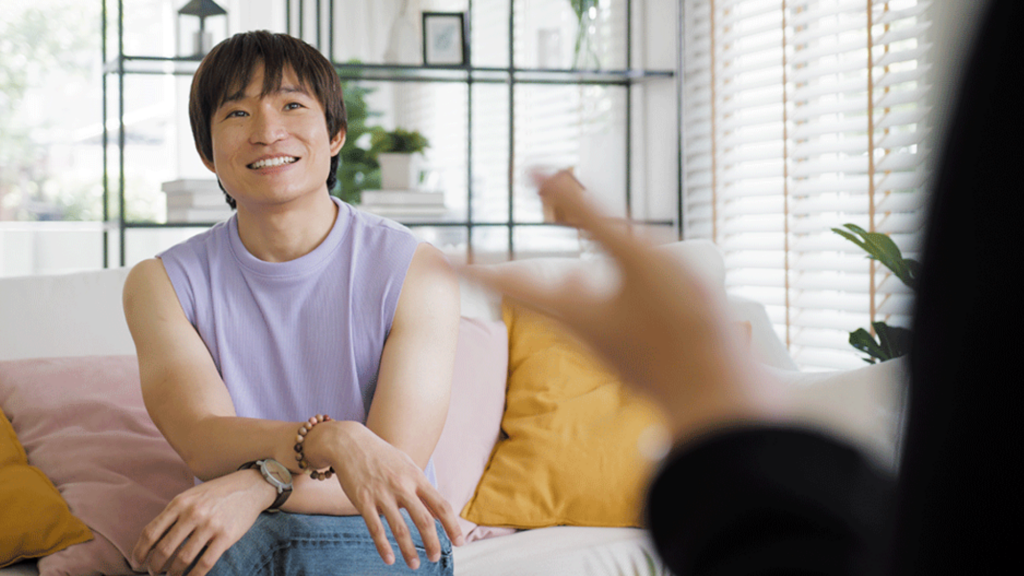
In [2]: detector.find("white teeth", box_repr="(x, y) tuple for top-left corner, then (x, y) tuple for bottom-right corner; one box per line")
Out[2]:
(249, 156), (298, 169)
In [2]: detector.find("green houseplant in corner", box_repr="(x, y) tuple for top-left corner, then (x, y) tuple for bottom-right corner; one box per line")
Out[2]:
(370, 127), (430, 190)
(334, 72), (383, 205)
(832, 223), (921, 364)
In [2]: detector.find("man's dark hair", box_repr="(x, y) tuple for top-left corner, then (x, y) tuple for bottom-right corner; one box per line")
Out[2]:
(188, 30), (346, 208)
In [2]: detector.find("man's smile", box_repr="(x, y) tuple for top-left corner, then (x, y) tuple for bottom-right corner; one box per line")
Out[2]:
(247, 156), (299, 169)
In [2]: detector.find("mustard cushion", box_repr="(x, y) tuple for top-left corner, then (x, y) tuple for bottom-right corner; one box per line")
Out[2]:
(461, 299), (665, 529)
(0, 406), (92, 568)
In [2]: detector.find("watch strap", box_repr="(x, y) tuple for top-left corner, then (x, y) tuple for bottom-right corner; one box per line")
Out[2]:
(240, 460), (293, 511)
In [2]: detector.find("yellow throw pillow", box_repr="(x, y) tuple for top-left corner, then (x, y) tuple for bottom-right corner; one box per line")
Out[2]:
(0, 406), (92, 568)
(461, 299), (666, 529)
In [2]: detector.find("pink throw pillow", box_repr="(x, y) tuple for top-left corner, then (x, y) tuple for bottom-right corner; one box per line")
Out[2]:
(0, 356), (194, 576)
(433, 318), (516, 543)
(0, 317), (513, 574)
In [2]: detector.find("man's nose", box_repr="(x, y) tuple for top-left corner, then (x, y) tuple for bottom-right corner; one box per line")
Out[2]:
(250, 109), (287, 145)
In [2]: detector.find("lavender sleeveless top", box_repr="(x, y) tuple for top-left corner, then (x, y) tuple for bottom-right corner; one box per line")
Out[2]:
(158, 197), (436, 484)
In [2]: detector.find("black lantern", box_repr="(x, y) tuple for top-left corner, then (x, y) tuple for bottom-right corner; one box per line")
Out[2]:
(177, 0), (228, 57)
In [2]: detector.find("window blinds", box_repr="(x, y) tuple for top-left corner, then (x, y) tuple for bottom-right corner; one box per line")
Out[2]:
(683, 0), (930, 370)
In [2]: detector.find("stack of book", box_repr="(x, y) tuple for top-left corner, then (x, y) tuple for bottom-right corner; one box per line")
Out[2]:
(162, 179), (234, 223)
(358, 190), (447, 219)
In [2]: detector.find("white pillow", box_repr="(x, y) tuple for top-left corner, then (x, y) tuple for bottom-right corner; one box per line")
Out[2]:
(459, 240), (727, 323)
(772, 357), (908, 470)
(0, 268), (134, 361)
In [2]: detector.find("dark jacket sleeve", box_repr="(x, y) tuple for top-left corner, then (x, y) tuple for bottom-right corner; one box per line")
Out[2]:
(645, 427), (894, 576)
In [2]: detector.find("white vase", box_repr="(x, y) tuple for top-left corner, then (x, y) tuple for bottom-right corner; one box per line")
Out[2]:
(378, 152), (421, 190)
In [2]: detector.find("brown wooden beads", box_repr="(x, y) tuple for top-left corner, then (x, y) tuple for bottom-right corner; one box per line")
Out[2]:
(294, 414), (336, 480)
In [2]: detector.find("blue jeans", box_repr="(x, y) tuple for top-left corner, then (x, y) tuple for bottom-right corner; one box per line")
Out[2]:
(202, 511), (453, 575)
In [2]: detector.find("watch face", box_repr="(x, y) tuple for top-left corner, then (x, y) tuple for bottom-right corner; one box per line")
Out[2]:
(263, 459), (292, 485)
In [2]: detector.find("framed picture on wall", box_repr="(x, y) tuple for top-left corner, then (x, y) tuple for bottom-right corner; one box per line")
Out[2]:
(422, 12), (468, 66)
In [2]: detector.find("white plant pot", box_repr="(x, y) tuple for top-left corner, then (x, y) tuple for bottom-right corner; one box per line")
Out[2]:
(378, 152), (422, 190)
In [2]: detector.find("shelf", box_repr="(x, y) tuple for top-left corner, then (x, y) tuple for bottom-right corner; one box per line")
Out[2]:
(102, 0), (683, 267)
(121, 219), (675, 229)
(104, 55), (674, 85)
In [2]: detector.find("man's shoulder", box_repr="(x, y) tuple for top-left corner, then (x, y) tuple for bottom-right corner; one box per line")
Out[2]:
(398, 243), (460, 314)
(157, 219), (235, 282)
(123, 258), (180, 321)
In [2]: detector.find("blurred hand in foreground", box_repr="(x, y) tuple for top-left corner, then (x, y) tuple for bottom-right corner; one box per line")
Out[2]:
(460, 170), (783, 442)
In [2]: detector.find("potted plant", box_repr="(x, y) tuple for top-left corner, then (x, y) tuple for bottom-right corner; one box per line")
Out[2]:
(334, 68), (383, 205)
(832, 223), (920, 363)
(370, 127), (430, 190)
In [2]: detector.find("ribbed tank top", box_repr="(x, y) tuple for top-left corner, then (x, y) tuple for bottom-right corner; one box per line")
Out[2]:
(158, 196), (436, 484)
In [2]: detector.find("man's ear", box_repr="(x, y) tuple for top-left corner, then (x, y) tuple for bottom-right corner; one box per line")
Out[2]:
(330, 128), (346, 155)
(199, 147), (217, 174)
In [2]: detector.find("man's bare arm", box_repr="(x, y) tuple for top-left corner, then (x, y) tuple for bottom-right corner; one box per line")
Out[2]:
(296, 242), (463, 565)
(123, 259), (313, 479)
(369, 242), (460, 467)
(125, 247), (464, 569)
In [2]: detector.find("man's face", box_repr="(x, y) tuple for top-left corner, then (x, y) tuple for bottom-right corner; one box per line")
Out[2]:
(203, 64), (344, 209)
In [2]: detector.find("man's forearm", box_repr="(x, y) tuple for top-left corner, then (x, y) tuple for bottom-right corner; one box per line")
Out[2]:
(179, 415), (368, 516)
(179, 415), (304, 481)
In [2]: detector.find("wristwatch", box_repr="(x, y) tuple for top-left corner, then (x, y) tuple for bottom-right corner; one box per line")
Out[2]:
(240, 459), (293, 511)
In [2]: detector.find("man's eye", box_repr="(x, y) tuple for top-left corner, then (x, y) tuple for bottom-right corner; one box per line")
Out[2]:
(226, 110), (248, 118)
(285, 102), (303, 110)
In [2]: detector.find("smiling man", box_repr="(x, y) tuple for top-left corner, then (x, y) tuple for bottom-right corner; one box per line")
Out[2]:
(121, 31), (463, 576)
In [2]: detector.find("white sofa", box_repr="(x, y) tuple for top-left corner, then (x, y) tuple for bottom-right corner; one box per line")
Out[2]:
(0, 240), (904, 576)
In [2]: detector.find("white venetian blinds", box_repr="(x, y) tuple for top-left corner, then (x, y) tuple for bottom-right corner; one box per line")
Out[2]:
(683, 0), (931, 370)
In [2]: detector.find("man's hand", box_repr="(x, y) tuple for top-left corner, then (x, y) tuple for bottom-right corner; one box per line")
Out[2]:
(305, 420), (465, 570)
(133, 469), (274, 576)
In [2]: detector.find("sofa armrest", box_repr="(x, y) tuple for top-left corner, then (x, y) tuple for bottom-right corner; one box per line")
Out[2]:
(0, 268), (134, 361)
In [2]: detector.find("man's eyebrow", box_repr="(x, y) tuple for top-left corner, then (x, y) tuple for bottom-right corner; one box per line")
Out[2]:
(276, 84), (310, 96)
(221, 84), (310, 104)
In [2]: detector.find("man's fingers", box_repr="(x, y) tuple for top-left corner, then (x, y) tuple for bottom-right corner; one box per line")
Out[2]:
(382, 503), (421, 570)
(359, 505), (396, 566)
(133, 508), (179, 566)
(150, 520), (195, 575)
(420, 486), (465, 546)
(167, 530), (208, 576)
(401, 495), (442, 562)
(185, 535), (231, 576)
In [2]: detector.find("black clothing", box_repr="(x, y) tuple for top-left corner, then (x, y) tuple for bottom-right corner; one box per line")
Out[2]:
(647, 428), (893, 575)
(646, 0), (1022, 573)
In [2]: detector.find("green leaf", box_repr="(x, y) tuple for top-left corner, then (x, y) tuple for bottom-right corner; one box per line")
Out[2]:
(832, 223), (917, 289)
(370, 127), (430, 155)
(849, 328), (887, 363)
(831, 227), (870, 253)
(334, 71), (387, 205)
(873, 322), (912, 359)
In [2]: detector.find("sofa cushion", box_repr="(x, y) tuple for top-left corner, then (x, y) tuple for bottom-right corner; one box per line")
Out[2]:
(0, 269), (134, 362)
(461, 300), (666, 529)
(0, 406), (92, 569)
(457, 240), (727, 324)
(776, 357), (907, 469)
(0, 316), (517, 571)
(431, 318), (515, 542)
(0, 356), (195, 576)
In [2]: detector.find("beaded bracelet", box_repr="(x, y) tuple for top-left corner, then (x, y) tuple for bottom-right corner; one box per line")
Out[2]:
(294, 414), (336, 480)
